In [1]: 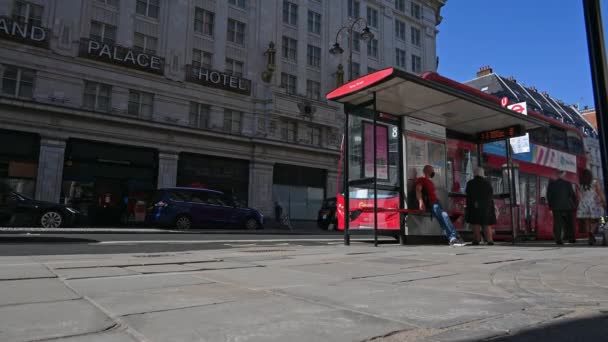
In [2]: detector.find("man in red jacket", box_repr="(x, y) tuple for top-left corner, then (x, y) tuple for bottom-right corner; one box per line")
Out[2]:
(416, 165), (466, 246)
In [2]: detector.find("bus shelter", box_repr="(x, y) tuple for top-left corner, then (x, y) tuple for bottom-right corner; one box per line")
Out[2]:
(326, 68), (548, 246)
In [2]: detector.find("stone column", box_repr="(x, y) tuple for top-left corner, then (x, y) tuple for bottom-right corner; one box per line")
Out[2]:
(157, 151), (179, 189)
(35, 137), (66, 203)
(326, 170), (339, 199)
(248, 161), (274, 216)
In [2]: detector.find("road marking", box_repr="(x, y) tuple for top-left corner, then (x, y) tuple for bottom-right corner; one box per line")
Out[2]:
(96, 237), (393, 245)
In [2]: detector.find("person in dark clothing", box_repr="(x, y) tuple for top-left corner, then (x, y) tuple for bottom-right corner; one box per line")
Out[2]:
(274, 201), (283, 223)
(546, 170), (577, 244)
(465, 167), (496, 245)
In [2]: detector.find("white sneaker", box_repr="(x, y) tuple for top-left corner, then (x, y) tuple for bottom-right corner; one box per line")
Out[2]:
(449, 238), (467, 247)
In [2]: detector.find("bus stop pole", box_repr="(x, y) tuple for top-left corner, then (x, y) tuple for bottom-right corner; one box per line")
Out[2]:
(505, 139), (516, 245)
(373, 92), (379, 247)
(583, 0), (608, 203)
(344, 110), (350, 246)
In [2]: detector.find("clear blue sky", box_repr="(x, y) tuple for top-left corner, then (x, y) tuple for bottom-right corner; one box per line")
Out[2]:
(436, 0), (607, 109)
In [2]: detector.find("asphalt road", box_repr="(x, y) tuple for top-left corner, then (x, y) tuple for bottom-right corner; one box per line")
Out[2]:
(0, 230), (394, 256)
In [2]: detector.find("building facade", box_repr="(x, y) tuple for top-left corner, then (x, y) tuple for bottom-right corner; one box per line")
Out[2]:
(0, 0), (445, 223)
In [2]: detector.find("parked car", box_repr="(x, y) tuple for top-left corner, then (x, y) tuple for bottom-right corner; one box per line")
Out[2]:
(0, 191), (81, 228)
(317, 197), (337, 230)
(146, 187), (264, 230)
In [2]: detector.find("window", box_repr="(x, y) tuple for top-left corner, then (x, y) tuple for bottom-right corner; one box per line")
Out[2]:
(90, 21), (116, 45)
(283, 1), (298, 25)
(308, 11), (321, 34)
(367, 38), (378, 58)
(395, 0), (405, 12)
(83, 81), (111, 112)
(348, 0), (360, 18)
(395, 19), (406, 40)
(1, 65), (34, 98)
(12, 0), (43, 26)
(134, 32), (158, 55)
(282, 36), (297, 61)
(281, 73), (297, 94)
(396, 48), (406, 67)
(411, 27), (421, 46)
(310, 126), (321, 146)
(136, 0), (159, 19)
(225, 58), (244, 77)
(306, 80), (320, 100)
(352, 31), (360, 52)
(189, 102), (210, 129)
(228, 0), (246, 9)
(96, 0), (119, 7)
(367, 7), (378, 28)
(368, 67), (377, 74)
(411, 54), (421, 73)
(194, 8), (214, 36)
(352, 62), (360, 79)
(223, 109), (242, 134)
(411, 2), (421, 19)
(550, 127), (567, 151)
(227, 19), (246, 44)
(307, 45), (321, 67)
(128, 90), (153, 117)
(192, 49), (212, 69)
(282, 120), (297, 142)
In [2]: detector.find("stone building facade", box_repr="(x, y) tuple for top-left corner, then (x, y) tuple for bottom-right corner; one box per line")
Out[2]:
(0, 0), (445, 222)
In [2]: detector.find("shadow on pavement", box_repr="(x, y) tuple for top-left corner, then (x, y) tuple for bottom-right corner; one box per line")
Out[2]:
(485, 313), (608, 341)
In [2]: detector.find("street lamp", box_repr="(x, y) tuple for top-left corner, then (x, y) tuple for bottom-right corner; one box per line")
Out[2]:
(330, 17), (374, 82)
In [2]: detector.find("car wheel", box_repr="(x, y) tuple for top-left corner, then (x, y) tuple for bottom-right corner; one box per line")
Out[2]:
(175, 215), (192, 231)
(245, 218), (259, 230)
(40, 211), (63, 228)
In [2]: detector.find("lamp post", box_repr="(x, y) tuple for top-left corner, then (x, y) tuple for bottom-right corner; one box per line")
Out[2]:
(330, 17), (374, 82)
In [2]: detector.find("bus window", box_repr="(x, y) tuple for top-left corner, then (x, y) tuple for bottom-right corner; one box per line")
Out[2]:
(529, 127), (548, 145)
(446, 139), (477, 193)
(566, 131), (583, 154)
(539, 177), (549, 204)
(550, 127), (567, 151)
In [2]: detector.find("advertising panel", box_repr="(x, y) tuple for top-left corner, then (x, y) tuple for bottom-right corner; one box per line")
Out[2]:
(363, 122), (389, 180)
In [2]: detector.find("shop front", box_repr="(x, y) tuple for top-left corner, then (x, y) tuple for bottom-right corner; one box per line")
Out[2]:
(0, 129), (39, 198)
(61, 139), (157, 225)
(273, 164), (326, 221)
(177, 153), (249, 205)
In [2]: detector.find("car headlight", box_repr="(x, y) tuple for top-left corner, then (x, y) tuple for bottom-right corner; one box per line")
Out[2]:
(66, 207), (78, 214)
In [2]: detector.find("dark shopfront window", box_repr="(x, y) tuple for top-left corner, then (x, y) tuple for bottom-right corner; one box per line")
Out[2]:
(177, 153), (249, 205)
(61, 140), (157, 225)
(0, 130), (39, 198)
(273, 164), (326, 220)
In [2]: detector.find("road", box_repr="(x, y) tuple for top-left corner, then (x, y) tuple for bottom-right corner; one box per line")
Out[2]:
(0, 228), (396, 256)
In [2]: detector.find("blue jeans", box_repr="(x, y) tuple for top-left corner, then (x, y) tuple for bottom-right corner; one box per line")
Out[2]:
(431, 203), (459, 241)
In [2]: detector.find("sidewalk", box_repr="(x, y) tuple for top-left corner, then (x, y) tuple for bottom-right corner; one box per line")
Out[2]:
(0, 242), (607, 341)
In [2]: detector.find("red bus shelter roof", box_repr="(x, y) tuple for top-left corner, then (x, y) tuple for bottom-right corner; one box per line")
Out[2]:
(326, 68), (547, 136)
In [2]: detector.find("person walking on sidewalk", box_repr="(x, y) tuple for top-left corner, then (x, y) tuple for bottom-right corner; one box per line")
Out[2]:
(547, 170), (577, 244)
(576, 168), (606, 244)
(465, 167), (496, 245)
(416, 165), (466, 246)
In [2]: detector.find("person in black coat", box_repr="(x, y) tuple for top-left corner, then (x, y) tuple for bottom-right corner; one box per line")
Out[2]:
(546, 170), (577, 244)
(465, 167), (496, 245)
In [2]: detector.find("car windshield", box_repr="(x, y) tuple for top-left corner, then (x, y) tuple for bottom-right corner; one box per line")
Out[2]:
(11, 192), (31, 201)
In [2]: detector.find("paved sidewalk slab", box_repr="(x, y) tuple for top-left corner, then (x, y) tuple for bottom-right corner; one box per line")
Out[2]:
(123, 295), (413, 342)
(0, 299), (114, 342)
(0, 263), (55, 280)
(54, 330), (138, 342)
(0, 278), (78, 306)
(55, 266), (138, 280)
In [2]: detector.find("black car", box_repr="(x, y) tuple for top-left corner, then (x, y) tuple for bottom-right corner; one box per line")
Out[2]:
(0, 191), (81, 228)
(317, 197), (337, 230)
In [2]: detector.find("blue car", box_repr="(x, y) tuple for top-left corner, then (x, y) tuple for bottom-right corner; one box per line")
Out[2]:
(146, 188), (264, 230)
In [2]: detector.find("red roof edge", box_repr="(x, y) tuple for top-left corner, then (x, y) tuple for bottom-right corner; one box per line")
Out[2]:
(326, 67), (394, 101)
